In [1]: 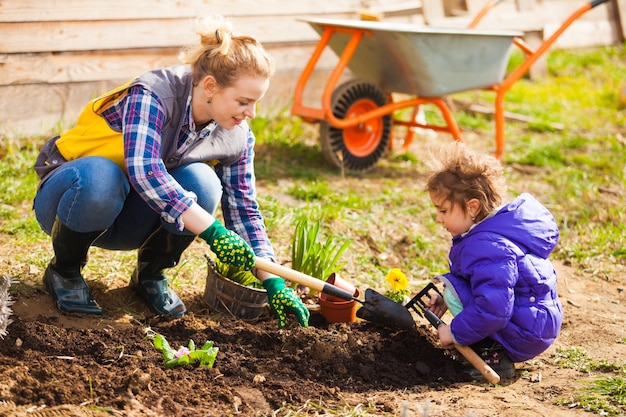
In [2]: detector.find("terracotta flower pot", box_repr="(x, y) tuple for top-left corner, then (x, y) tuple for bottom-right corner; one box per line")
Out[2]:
(324, 272), (359, 302)
(318, 273), (360, 323)
(318, 296), (358, 323)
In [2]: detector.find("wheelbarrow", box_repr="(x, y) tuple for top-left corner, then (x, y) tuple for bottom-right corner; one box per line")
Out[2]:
(290, 0), (611, 171)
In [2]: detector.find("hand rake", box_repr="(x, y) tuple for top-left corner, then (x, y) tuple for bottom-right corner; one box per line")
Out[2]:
(405, 283), (501, 384)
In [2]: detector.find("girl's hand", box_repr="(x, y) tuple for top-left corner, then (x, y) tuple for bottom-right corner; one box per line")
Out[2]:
(426, 292), (447, 318)
(437, 324), (455, 349)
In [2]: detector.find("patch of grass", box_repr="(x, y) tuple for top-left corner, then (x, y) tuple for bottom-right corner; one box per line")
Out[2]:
(390, 151), (418, 164)
(254, 194), (295, 235)
(250, 111), (327, 180)
(1, 217), (47, 242)
(288, 180), (333, 201)
(553, 346), (623, 374)
(553, 347), (626, 415)
(0, 148), (39, 207)
(558, 375), (626, 416)
(0, 146), (45, 242)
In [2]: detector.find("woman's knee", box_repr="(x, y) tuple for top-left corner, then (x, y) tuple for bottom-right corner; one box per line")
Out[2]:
(41, 157), (130, 231)
(80, 157), (129, 202)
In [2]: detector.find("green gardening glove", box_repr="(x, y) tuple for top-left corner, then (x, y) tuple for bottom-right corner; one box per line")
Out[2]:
(199, 220), (255, 271)
(262, 277), (310, 329)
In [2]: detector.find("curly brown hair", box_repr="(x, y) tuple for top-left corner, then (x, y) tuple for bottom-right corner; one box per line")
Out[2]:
(425, 142), (508, 222)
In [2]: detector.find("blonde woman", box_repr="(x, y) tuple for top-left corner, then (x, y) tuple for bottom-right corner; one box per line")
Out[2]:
(33, 16), (309, 328)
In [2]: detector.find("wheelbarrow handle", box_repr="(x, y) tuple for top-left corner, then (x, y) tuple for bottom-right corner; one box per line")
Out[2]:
(590, 0), (609, 7)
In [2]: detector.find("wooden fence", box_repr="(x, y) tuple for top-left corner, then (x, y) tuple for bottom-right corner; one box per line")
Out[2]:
(0, 0), (623, 140)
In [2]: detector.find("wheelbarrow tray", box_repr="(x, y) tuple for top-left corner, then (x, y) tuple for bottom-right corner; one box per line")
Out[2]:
(304, 18), (523, 97)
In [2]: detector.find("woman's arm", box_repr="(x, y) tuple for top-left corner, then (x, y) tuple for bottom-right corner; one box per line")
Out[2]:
(217, 127), (275, 261)
(122, 86), (196, 227)
(179, 202), (217, 234)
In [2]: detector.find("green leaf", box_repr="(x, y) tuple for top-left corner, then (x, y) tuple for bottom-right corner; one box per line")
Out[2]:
(151, 334), (219, 369)
(214, 258), (261, 288)
(289, 216), (351, 283)
(189, 345), (219, 368)
(152, 333), (176, 362)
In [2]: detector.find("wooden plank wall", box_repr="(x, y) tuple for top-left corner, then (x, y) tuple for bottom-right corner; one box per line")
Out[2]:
(0, 0), (621, 140)
(0, 0), (424, 139)
(425, 0), (620, 46)
(423, 0), (622, 78)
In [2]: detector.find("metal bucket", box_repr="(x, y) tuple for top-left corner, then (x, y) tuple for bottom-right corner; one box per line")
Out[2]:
(202, 257), (270, 321)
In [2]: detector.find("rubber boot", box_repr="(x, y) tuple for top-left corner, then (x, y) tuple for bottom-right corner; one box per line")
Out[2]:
(43, 217), (104, 315)
(130, 227), (194, 317)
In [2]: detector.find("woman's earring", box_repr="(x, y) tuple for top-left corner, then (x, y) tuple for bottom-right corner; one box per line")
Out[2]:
(206, 98), (212, 104)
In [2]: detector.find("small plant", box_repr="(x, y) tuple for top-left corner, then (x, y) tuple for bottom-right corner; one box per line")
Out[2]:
(290, 216), (351, 286)
(150, 333), (218, 369)
(384, 268), (410, 303)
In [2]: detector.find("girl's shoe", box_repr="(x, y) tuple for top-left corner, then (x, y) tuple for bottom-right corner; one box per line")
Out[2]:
(465, 342), (516, 381)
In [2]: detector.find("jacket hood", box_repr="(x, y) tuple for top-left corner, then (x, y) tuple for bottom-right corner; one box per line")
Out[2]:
(473, 192), (559, 259)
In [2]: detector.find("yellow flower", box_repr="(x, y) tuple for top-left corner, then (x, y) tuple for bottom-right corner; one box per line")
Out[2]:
(386, 268), (408, 291)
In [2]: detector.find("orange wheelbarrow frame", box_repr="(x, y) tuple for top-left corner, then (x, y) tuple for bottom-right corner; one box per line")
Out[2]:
(291, 0), (610, 166)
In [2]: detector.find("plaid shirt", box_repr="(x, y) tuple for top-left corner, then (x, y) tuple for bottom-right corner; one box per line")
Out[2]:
(101, 85), (274, 259)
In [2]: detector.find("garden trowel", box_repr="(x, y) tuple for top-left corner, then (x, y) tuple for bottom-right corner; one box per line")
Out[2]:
(254, 258), (416, 329)
(355, 288), (415, 329)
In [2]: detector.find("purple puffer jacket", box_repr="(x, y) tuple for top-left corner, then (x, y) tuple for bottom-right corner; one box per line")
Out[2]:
(442, 192), (562, 362)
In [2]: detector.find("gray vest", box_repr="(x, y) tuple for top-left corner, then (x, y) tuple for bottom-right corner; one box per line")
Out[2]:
(34, 65), (248, 183)
(135, 65), (248, 170)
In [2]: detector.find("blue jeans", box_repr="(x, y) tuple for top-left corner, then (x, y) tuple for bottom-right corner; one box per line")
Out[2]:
(34, 156), (222, 250)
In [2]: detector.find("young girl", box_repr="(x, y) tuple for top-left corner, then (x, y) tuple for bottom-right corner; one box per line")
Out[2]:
(425, 142), (562, 380)
(33, 15), (309, 329)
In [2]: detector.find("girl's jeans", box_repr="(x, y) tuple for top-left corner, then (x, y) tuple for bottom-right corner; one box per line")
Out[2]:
(34, 156), (221, 250)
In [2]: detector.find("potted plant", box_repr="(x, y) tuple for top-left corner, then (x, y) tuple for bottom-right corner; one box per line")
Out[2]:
(290, 215), (351, 289)
(202, 254), (270, 321)
(289, 216), (356, 323)
(383, 268), (410, 304)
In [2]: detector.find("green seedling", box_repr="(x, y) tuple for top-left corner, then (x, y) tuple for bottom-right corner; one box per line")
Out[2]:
(151, 333), (218, 369)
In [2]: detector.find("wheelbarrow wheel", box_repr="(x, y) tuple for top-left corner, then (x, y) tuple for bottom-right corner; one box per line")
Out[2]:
(320, 79), (392, 172)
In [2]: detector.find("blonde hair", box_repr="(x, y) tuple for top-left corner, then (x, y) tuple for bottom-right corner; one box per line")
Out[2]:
(426, 142), (507, 221)
(178, 15), (275, 86)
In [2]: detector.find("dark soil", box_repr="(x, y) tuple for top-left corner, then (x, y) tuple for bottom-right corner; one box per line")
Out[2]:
(0, 287), (467, 416)
(2, 242), (625, 417)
